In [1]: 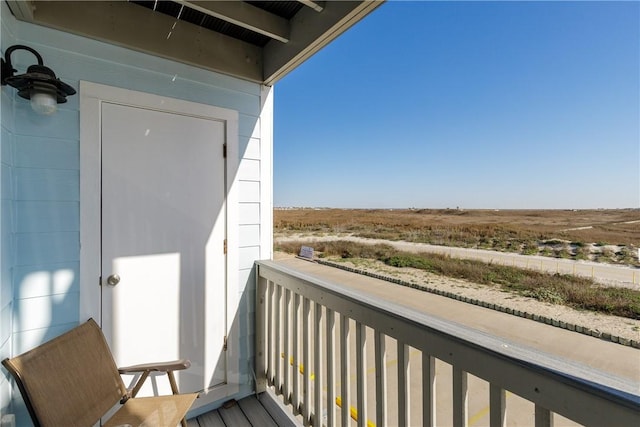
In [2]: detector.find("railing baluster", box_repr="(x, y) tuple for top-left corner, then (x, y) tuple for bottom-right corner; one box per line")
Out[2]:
(313, 303), (323, 427)
(275, 285), (282, 394)
(293, 293), (300, 414)
(374, 331), (387, 427)
(422, 353), (436, 427)
(303, 297), (311, 426)
(490, 384), (506, 427)
(266, 280), (275, 385)
(340, 314), (351, 427)
(398, 343), (410, 426)
(535, 405), (553, 427)
(356, 322), (367, 427)
(453, 367), (468, 427)
(283, 289), (291, 404)
(255, 274), (267, 393)
(326, 308), (336, 427)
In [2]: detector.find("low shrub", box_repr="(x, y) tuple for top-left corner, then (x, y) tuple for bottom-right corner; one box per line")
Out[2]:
(574, 246), (590, 260)
(522, 288), (564, 304)
(540, 247), (553, 257)
(544, 239), (565, 246)
(555, 247), (572, 259)
(522, 242), (539, 255)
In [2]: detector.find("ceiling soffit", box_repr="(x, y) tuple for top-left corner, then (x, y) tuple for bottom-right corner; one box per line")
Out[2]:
(5, 0), (383, 85)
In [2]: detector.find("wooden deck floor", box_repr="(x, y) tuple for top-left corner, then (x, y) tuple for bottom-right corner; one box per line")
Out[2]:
(187, 391), (299, 427)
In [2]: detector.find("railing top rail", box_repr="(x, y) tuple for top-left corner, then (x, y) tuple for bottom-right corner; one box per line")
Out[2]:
(256, 259), (640, 424)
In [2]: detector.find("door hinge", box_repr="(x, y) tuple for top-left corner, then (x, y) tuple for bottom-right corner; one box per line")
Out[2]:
(99, 276), (102, 286)
(223, 143), (227, 158)
(223, 335), (228, 351)
(223, 239), (227, 254)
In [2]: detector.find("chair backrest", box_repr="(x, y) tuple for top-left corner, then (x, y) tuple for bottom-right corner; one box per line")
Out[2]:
(2, 318), (127, 427)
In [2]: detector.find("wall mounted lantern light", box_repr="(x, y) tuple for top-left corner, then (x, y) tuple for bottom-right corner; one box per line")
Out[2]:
(1, 44), (76, 115)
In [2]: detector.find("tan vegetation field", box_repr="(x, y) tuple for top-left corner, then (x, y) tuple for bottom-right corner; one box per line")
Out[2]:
(274, 208), (640, 266)
(274, 209), (640, 320)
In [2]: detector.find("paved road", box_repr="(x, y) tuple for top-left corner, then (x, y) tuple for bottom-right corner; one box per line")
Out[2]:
(276, 235), (640, 288)
(273, 256), (640, 427)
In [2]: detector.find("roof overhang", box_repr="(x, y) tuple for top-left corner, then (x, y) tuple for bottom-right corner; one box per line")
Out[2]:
(5, 0), (384, 85)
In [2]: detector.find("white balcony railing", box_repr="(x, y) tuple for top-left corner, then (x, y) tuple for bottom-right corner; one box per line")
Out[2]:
(254, 260), (640, 427)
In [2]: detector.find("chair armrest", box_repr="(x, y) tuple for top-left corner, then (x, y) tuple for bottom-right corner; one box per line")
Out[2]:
(118, 359), (191, 401)
(118, 359), (190, 374)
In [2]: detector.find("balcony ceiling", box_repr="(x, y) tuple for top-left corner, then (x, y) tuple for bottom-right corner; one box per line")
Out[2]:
(5, 0), (383, 85)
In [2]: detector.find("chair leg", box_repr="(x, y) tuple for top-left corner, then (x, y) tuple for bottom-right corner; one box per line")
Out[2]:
(131, 370), (151, 398)
(167, 371), (187, 427)
(167, 371), (179, 395)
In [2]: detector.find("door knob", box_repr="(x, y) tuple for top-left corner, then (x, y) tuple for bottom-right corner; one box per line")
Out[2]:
(106, 274), (120, 286)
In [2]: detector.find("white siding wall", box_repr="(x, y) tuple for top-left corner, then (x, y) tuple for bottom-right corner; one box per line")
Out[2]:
(1, 2), (18, 419)
(0, 4), (272, 422)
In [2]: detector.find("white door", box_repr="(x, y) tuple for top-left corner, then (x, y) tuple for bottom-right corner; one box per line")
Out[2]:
(100, 102), (227, 403)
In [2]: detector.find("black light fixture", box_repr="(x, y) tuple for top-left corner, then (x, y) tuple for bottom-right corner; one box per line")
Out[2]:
(1, 44), (76, 115)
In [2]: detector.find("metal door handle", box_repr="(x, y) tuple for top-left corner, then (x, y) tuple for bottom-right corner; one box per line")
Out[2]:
(107, 274), (120, 286)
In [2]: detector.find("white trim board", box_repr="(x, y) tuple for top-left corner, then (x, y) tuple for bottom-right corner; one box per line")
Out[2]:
(259, 85), (274, 260)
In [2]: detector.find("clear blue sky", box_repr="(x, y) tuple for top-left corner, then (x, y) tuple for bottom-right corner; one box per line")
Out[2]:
(273, 1), (639, 209)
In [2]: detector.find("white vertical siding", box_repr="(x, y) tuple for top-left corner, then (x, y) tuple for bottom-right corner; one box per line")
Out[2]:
(1, 1), (17, 417)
